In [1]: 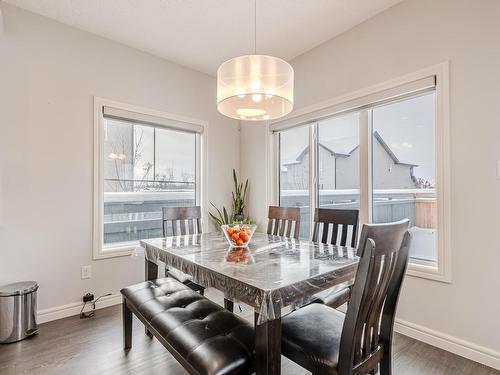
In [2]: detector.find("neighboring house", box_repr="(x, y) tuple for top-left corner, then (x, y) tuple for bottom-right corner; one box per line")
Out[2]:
(281, 131), (418, 190)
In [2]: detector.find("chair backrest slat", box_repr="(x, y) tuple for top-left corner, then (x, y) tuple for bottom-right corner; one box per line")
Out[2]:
(162, 206), (202, 237)
(267, 220), (274, 236)
(267, 206), (301, 240)
(338, 219), (410, 373)
(180, 220), (187, 235)
(312, 208), (359, 247)
(171, 220), (178, 236)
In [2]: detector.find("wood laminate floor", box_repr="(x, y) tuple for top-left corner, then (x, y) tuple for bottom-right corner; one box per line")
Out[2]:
(0, 289), (498, 375)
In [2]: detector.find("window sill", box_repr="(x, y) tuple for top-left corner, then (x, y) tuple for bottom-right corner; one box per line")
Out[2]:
(93, 243), (137, 260)
(407, 261), (451, 283)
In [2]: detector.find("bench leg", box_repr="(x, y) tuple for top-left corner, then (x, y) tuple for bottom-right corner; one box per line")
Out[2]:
(224, 298), (234, 312)
(123, 300), (132, 350)
(145, 258), (158, 338)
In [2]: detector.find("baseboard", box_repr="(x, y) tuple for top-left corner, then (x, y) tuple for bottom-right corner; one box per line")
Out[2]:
(37, 293), (122, 324)
(395, 318), (500, 370)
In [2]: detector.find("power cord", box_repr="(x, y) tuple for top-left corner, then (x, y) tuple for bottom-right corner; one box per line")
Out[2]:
(80, 293), (112, 319)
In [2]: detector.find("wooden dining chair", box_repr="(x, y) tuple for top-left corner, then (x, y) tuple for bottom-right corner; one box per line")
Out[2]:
(312, 208), (359, 247)
(267, 206), (301, 239)
(310, 208), (359, 307)
(162, 206), (202, 236)
(281, 219), (411, 375)
(162, 206), (205, 295)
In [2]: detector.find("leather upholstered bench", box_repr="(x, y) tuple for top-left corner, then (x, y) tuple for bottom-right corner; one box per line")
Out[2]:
(121, 278), (255, 375)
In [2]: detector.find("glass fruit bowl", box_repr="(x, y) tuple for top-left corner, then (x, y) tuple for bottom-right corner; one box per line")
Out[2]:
(221, 224), (257, 247)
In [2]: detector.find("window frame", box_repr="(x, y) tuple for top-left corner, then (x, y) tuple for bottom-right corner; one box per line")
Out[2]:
(93, 97), (208, 260)
(269, 62), (451, 282)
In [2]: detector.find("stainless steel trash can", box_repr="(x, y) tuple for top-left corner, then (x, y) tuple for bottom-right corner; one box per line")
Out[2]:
(0, 281), (39, 343)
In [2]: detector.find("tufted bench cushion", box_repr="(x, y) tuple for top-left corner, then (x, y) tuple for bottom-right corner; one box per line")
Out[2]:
(121, 278), (255, 375)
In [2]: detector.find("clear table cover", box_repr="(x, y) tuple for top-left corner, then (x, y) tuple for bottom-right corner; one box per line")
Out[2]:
(141, 232), (358, 324)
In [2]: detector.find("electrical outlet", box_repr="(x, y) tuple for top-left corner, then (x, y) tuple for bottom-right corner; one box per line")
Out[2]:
(81, 265), (92, 279)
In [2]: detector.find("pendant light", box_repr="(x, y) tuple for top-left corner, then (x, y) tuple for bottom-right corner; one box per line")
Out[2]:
(217, 0), (294, 121)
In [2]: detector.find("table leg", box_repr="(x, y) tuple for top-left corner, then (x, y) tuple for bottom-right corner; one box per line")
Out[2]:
(255, 314), (281, 375)
(145, 259), (158, 281)
(144, 258), (158, 337)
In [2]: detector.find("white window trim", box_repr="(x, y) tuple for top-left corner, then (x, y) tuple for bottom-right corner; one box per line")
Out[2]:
(268, 62), (451, 283)
(93, 97), (208, 260)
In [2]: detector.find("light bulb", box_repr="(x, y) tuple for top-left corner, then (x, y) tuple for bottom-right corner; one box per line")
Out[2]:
(252, 94), (262, 102)
(251, 81), (261, 91)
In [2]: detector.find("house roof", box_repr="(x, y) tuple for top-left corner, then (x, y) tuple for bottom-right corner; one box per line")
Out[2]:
(282, 144), (350, 166)
(372, 131), (418, 167)
(283, 131), (418, 167)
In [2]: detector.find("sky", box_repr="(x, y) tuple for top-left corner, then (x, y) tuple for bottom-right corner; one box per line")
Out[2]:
(280, 92), (436, 183)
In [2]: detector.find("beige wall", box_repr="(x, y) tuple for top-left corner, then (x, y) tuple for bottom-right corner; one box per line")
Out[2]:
(242, 0), (500, 367)
(0, 4), (239, 314)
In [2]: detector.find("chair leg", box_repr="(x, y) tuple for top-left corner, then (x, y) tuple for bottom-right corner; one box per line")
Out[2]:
(199, 288), (205, 296)
(122, 300), (132, 350)
(380, 347), (392, 375)
(224, 298), (234, 312)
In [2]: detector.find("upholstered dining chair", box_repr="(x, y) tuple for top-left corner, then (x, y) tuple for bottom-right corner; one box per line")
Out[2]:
(281, 219), (411, 375)
(162, 206), (205, 295)
(267, 206), (301, 239)
(310, 208), (360, 307)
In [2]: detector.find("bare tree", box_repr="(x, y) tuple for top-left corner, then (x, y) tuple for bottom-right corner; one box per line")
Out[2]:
(106, 125), (153, 192)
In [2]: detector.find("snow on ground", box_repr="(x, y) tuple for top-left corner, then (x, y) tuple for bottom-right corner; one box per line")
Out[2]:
(408, 226), (437, 262)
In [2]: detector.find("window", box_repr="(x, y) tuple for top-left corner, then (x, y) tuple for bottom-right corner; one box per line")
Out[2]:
(279, 125), (311, 239)
(270, 63), (450, 281)
(318, 112), (360, 212)
(94, 98), (206, 258)
(372, 94), (437, 265)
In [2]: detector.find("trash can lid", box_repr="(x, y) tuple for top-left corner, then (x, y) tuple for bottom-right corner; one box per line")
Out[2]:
(0, 281), (38, 296)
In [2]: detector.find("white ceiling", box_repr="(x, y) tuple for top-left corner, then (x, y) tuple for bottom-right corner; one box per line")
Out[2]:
(5, 0), (403, 76)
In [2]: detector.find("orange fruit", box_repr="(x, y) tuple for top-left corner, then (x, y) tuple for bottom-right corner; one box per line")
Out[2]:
(231, 233), (240, 242)
(236, 238), (244, 246)
(239, 232), (249, 242)
(227, 228), (235, 236)
(245, 229), (252, 236)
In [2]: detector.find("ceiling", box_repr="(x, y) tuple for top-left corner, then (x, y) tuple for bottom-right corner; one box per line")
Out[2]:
(5, 0), (403, 76)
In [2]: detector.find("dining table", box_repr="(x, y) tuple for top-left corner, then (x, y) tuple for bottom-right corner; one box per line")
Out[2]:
(140, 231), (359, 375)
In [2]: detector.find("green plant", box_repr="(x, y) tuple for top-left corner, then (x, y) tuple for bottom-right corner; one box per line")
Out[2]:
(209, 169), (252, 226)
(208, 202), (231, 226)
(231, 169), (248, 218)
